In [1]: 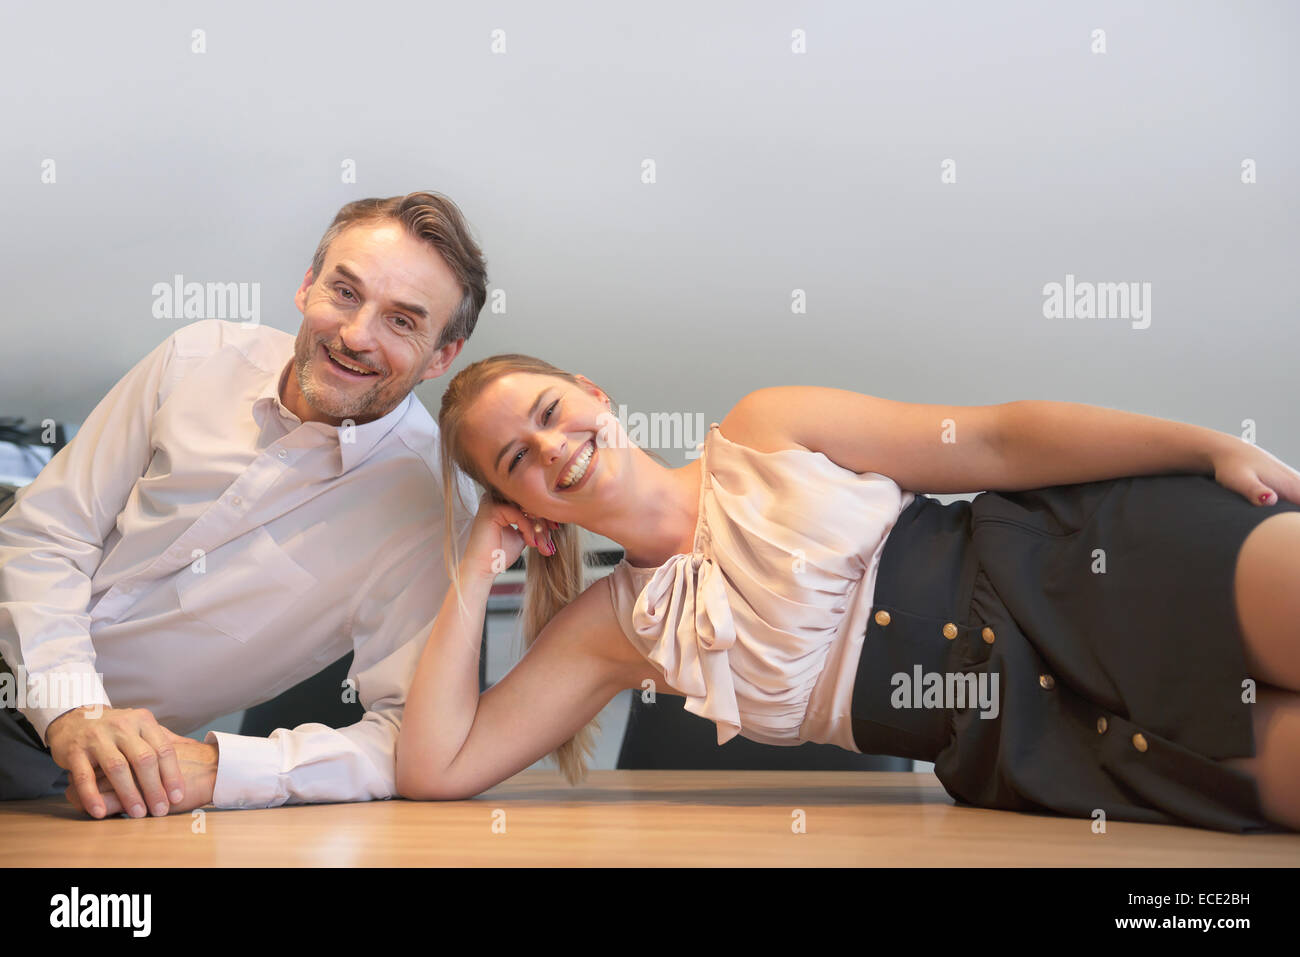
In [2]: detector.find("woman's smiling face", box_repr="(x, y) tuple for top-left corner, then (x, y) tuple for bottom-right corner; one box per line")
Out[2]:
(461, 371), (627, 521)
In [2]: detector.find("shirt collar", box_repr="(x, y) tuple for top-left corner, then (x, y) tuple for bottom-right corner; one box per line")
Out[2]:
(252, 359), (414, 475)
(251, 361), (297, 430)
(336, 392), (412, 474)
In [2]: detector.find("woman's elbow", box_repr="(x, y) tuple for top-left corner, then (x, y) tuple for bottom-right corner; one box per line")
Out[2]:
(396, 759), (443, 800)
(395, 760), (471, 801)
(395, 778), (435, 801)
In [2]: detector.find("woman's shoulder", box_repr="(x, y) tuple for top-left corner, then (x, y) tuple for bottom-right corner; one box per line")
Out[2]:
(715, 391), (815, 456)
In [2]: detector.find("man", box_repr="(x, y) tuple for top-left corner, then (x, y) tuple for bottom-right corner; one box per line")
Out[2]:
(0, 191), (486, 818)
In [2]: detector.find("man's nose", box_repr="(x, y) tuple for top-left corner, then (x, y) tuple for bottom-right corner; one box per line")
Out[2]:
(337, 306), (381, 353)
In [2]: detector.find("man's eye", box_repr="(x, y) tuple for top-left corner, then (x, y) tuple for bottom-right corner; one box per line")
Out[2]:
(336, 285), (356, 301)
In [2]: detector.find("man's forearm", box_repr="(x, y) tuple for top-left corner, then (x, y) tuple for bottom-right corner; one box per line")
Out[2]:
(0, 333), (176, 738)
(995, 400), (1240, 491)
(1, 503), (114, 739)
(206, 715), (403, 808)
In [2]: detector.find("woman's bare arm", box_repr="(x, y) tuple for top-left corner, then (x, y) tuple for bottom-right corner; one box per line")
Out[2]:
(725, 387), (1282, 498)
(722, 386), (1007, 494)
(396, 575), (642, 801)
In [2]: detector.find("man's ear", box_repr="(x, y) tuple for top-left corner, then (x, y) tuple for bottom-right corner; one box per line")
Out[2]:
(419, 338), (465, 383)
(293, 267), (315, 313)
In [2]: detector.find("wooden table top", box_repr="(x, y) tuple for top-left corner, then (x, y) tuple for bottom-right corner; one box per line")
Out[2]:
(3, 770), (1296, 867)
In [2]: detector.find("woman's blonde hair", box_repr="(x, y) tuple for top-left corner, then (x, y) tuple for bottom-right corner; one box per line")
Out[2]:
(437, 354), (610, 785)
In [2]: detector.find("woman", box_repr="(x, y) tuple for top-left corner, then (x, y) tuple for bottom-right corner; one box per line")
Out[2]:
(395, 354), (1300, 832)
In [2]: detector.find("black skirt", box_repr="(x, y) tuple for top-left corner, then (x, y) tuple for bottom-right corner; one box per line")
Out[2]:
(849, 473), (1300, 832)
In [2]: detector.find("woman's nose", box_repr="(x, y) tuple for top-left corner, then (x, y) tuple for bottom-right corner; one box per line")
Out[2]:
(540, 430), (567, 463)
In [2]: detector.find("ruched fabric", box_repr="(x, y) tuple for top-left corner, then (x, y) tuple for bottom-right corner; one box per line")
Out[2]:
(624, 552), (742, 742)
(605, 424), (915, 748)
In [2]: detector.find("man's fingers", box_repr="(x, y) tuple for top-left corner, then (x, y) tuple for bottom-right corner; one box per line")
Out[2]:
(66, 778), (127, 819)
(65, 751), (108, 819)
(94, 783), (125, 817)
(142, 725), (185, 805)
(123, 740), (170, 816)
(90, 741), (147, 818)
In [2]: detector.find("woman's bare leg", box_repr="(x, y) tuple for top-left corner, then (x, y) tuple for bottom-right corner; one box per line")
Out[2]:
(1222, 684), (1300, 830)
(1234, 512), (1300, 691)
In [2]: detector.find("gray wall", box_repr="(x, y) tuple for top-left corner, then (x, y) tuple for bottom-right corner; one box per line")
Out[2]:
(2, 0), (1295, 470)
(3, 2), (1296, 763)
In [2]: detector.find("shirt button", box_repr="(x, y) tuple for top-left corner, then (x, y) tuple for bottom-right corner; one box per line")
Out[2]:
(1096, 716), (1109, 734)
(981, 626), (995, 644)
(1039, 674), (1055, 690)
(277, 449), (288, 460)
(231, 496), (242, 507)
(874, 610), (891, 626)
(942, 622), (958, 640)
(1132, 733), (1148, 752)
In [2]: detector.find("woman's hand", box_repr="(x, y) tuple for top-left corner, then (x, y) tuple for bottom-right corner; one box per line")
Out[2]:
(462, 495), (559, 580)
(1211, 441), (1300, 506)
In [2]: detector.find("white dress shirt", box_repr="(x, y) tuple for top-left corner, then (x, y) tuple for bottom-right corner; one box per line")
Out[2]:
(0, 319), (478, 808)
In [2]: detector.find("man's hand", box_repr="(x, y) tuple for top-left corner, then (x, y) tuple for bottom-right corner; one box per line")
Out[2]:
(46, 705), (193, 819)
(64, 730), (217, 818)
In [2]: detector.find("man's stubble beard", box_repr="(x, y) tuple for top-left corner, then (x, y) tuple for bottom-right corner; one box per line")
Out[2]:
(293, 340), (416, 422)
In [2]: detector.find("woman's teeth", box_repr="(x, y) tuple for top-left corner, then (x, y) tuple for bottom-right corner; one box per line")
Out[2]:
(558, 441), (594, 489)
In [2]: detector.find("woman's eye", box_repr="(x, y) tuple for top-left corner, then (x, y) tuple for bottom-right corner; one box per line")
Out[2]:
(507, 401), (558, 474)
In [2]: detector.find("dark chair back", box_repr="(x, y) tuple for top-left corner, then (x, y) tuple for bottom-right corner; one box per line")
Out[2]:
(239, 621), (489, 736)
(617, 692), (912, 771)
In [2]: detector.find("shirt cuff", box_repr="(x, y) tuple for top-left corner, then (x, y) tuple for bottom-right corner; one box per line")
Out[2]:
(205, 730), (287, 809)
(20, 666), (113, 744)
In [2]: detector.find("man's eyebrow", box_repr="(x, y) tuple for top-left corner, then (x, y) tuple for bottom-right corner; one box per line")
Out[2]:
(332, 263), (429, 321)
(494, 389), (551, 474)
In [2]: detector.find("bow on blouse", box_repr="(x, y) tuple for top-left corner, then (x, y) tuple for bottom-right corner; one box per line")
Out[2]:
(631, 552), (743, 745)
